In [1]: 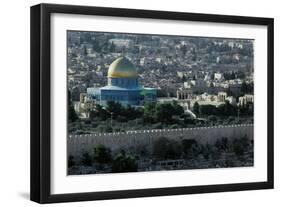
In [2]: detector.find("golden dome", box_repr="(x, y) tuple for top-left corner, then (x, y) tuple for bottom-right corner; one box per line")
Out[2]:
(108, 57), (137, 78)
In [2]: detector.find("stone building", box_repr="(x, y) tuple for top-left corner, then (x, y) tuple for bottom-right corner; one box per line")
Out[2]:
(239, 94), (254, 106)
(177, 89), (193, 100)
(218, 92), (227, 102)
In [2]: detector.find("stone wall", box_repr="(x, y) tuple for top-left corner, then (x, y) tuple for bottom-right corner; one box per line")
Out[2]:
(68, 124), (253, 158)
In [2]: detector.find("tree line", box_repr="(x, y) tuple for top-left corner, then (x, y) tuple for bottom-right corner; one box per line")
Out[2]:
(193, 100), (253, 117)
(68, 134), (253, 174)
(89, 100), (185, 125)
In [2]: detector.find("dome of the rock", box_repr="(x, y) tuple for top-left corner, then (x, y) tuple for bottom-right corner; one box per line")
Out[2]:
(108, 57), (137, 78)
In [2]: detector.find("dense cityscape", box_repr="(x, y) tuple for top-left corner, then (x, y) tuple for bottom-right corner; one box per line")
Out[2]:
(67, 31), (254, 174)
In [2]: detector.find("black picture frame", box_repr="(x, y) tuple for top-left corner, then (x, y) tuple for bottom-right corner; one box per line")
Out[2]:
(30, 3), (274, 204)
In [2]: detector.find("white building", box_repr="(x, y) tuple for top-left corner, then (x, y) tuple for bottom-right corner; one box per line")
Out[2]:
(108, 38), (133, 49)
(239, 94), (254, 106)
(214, 72), (223, 81)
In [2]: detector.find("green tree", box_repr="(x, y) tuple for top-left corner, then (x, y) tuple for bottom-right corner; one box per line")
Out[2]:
(193, 102), (200, 115)
(232, 135), (250, 157)
(182, 139), (200, 158)
(153, 137), (182, 159)
(68, 155), (75, 167)
(181, 75), (187, 82)
(68, 90), (78, 122)
(93, 144), (112, 164)
(239, 101), (252, 116)
(231, 71), (236, 79)
(217, 101), (237, 116)
(155, 103), (175, 123)
(112, 150), (138, 173)
(90, 104), (109, 120)
(200, 104), (218, 116)
(215, 137), (229, 152)
(240, 81), (253, 95)
(172, 101), (184, 116)
(81, 152), (92, 166)
(201, 144), (216, 160)
(123, 105), (143, 120)
(155, 102), (183, 124)
(208, 115), (218, 123)
(233, 141), (244, 156)
(241, 81), (248, 94)
(106, 101), (123, 117)
(96, 124), (112, 133)
(143, 102), (156, 123)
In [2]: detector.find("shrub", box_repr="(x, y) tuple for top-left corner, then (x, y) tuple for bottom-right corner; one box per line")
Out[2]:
(81, 152), (92, 166)
(153, 137), (182, 159)
(232, 135), (250, 157)
(208, 115), (217, 122)
(201, 144), (216, 160)
(182, 139), (200, 158)
(215, 137), (229, 152)
(112, 150), (138, 173)
(68, 155), (75, 167)
(93, 144), (112, 164)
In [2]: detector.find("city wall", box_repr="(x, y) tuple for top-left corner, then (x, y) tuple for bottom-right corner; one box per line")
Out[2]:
(68, 124), (253, 158)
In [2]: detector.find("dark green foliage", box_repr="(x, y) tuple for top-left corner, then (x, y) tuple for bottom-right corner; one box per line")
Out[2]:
(106, 100), (123, 116)
(155, 103), (176, 124)
(153, 137), (182, 159)
(143, 102), (156, 123)
(193, 102), (200, 115)
(215, 137), (229, 152)
(201, 143), (222, 160)
(181, 75), (187, 82)
(223, 71), (236, 80)
(233, 141), (245, 156)
(232, 135), (250, 156)
(93, 145), (112, 164)
(156, 89), (168, 97)
(225, 158), (235, 167)
(90, 104), (109, 120)
(112, 150), (138, 173)
(68, 105), (78, 122)
(217, 100), (237, 116)
(201, 144), (216, 160)
(144, 102), (185, 124)
(69, 135), (253, 174)
(90, 101), (144, 122)
(236, 71), (246, 79)
(241, 81), (254, 95)
(182, 139), (200, 158)
(68, 90), (78, 122)
(200, 104), (218, 116)
(172, 100), (185, 116)
(208, 115), (218, 122)
(124, 105), (143, 120)
(195, 101), (237, 117)
(71, 97), (252, 134)
(68, 155), (75, 167)
(239, 102), (254, 116)
(184, 117), (197, 125)
(96, 124), (112, 133)
(81, 152), (92, 166)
